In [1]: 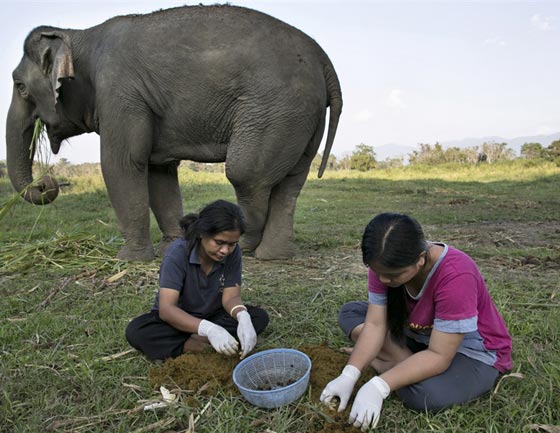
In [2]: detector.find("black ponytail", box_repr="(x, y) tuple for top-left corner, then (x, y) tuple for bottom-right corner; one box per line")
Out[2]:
(386, 285), (408, 345)
(179, 213), (201, 256)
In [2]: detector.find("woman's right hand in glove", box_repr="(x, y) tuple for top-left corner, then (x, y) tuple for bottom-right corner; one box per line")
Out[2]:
(319, 364), (361, 412)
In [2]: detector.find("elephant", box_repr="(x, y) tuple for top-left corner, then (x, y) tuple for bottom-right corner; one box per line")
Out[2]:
(6, 4), (342, 261)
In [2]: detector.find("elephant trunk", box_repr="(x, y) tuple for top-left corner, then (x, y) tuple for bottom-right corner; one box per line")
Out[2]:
(6, 93), (59, 205)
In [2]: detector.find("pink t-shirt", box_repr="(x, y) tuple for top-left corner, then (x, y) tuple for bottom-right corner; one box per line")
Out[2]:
(368, 244), (512, 372)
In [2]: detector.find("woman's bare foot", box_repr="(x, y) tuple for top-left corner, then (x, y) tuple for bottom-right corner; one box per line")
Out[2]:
(183, 334), (211, 353)
(339, 346), (354, 355)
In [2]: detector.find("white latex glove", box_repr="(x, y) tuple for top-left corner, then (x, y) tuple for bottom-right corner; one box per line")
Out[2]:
(348, 376), (390, 431)
(236, 310), (257, 359)
(198, 319), (239, 355)
(319, 365), (361, 412)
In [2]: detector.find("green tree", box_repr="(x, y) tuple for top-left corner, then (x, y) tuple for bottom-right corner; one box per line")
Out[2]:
(443, 146), (479, 164)
(377, 156), (404, 169)
(480, 142), (515, 163)
(409, 142), (445, 165)
(51, 157), (73, 177)
(520, 142), (545, 159)
(311, 152), (337, 172)
(546, 140), (560, 160)
(337, 154), (352, 170)
(545, 140), (560, 166)
(350, 143), (376, 171)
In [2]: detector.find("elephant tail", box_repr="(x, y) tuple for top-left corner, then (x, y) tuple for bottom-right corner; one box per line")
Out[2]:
(318, 63), (343, 178)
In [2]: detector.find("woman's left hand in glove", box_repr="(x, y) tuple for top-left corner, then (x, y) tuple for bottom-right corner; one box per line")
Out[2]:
(348, 376), (390, 431)
(236, 310), (257, 358)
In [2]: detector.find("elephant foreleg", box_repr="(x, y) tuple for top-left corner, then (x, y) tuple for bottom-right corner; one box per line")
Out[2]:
(99, 114), (155, 261)
(148, 163), (184, 256)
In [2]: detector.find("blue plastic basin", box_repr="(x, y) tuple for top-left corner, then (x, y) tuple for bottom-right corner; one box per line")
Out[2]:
(232, 348), (312, 408)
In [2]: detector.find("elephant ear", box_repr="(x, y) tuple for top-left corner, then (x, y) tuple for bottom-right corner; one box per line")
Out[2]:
(40, 31), (74, 106)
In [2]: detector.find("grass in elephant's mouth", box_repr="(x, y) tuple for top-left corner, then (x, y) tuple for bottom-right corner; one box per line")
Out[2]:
(30, 118), (52, 167)
(0, 163), (559, 432)
(0, 172), (56, 224)
(0, 119), (54, 223)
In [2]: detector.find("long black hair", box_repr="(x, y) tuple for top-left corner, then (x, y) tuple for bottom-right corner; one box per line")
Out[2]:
(361, 213), (427, 345)
(180, 200), (246, 256)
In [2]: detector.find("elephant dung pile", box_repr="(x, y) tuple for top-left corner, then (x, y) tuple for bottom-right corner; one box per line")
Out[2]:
(148, 344), (372, 432)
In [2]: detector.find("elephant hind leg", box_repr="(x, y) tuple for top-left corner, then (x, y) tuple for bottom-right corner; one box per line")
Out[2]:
(254, 166), (309, 260)
(148, 163), (184, 256)
(254, 118), (326, 260)
(234, 185), (272, 253)
(227, 113), (323, 258)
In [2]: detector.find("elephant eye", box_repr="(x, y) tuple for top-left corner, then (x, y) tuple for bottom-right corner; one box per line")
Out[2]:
(15, 82), (28, 96)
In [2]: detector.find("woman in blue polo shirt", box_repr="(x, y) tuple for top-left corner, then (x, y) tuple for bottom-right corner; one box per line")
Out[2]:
(126, 200), (269, 361)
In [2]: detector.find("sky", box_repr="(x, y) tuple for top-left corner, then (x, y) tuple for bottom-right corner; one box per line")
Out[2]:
(1, 0), (559, 164)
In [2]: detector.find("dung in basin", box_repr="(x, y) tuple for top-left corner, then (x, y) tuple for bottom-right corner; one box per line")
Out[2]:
(233, 348), (311, 408)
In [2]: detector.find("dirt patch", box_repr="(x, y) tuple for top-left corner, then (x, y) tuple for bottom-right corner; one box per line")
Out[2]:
(243, 249), (365, 285)
(434, 221), (560, 250)
(149, 344), (371, 432)
(243, 221), (560, 283)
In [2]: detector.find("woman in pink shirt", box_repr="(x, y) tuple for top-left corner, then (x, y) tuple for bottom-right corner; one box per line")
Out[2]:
(320, 213), (512, 430)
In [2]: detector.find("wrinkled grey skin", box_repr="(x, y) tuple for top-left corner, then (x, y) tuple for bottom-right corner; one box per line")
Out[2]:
(6, 5), (342, 261)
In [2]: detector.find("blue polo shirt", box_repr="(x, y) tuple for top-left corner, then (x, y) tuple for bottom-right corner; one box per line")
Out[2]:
(151, 238), (242, 318)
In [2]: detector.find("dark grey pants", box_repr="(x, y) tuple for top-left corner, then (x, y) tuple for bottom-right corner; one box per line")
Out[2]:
(126, 306), (269, 360)
(338, 301), (500, 412)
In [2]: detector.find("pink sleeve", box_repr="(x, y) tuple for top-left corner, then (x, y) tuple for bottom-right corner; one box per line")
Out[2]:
(434, 272), (478, 321)
(368, 268), (387, 294)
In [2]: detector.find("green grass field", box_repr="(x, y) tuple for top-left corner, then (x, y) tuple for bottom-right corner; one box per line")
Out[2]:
(1, 160), (559, 432)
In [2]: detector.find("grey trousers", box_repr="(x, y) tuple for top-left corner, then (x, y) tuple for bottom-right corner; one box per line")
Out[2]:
(338, 301), (500, 412)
